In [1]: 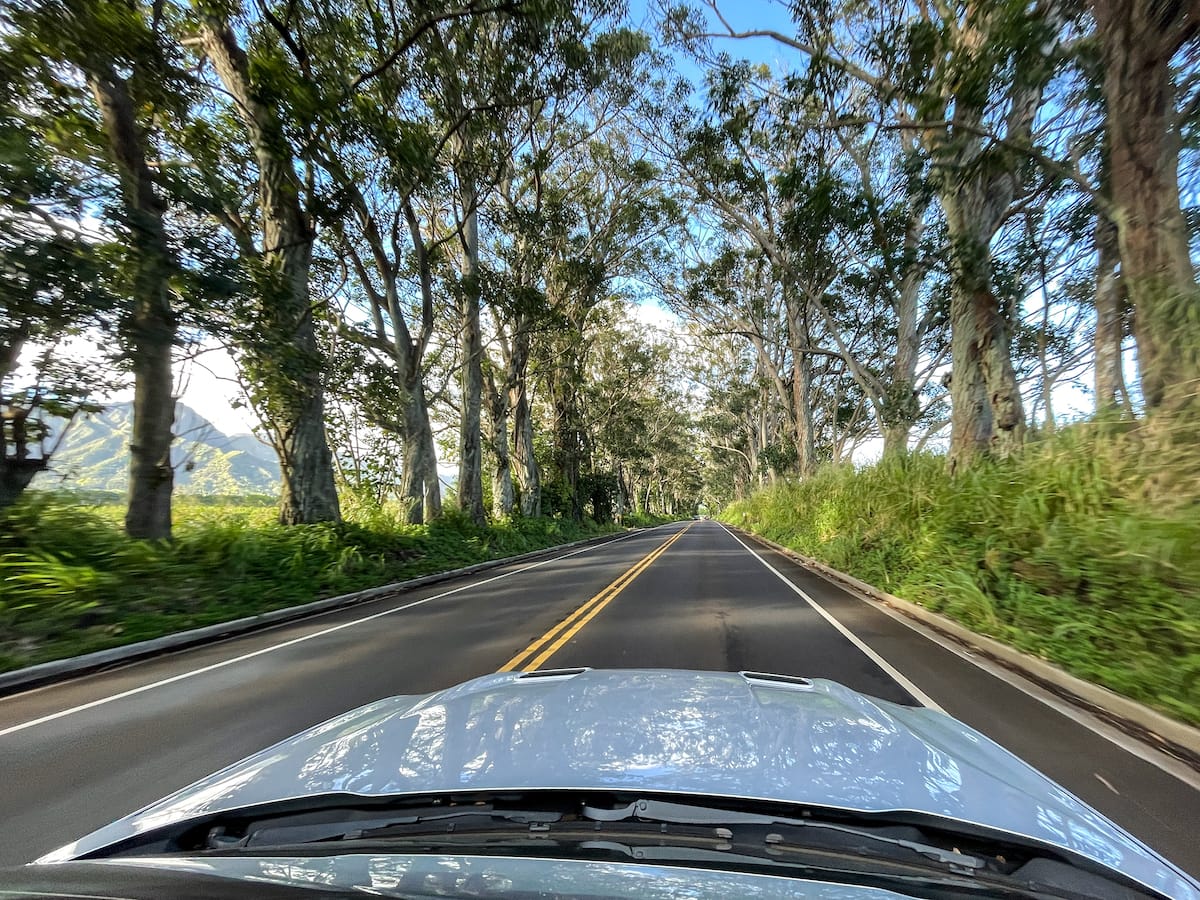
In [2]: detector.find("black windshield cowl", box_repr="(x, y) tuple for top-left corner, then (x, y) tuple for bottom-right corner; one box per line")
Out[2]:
(88, 790), (1166, 900)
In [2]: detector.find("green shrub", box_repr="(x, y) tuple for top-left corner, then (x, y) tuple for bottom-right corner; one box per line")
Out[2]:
(721, 424), (1200, 726)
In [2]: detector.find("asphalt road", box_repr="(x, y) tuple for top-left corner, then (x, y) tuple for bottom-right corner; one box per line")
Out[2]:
(1, 520), (1197, 878)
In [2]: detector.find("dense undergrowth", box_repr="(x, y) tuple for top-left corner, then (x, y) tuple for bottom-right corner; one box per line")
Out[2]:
(722, 423), (1200, 726)
(0, 494), (627, 673)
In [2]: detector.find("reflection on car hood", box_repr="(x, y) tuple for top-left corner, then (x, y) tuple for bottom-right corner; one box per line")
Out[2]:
(42, 669), (1197, 898)
(84, 854), (920, 899)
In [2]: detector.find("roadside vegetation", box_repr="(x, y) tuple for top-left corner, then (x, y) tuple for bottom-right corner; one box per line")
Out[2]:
(0, 494), (634, 673)
(722, 423), (1200, 727)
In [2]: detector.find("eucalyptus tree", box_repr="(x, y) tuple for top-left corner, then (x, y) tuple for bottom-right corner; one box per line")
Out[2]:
(1090, 0), (1200, 415)
(479, 27), (650, 519)
(182, 0), (341, 524)
(311, 59), (450, 525)
(2, 0), (197, 537)
(181, 0), (542, 525)
(424, 7), (579, 524)
(672, 0), (1067, 470)
(898, 0), (1063, 466)
(677, 245), (798, 473)
(668, 80), (823, 475)
(420, 9), (650, 523)
(532, 129), (679, 519)
(581, 308), (701, 520)
(819, 124), (949, 456)
(665, 68), (931, 472)
(690, 330), (781, 498)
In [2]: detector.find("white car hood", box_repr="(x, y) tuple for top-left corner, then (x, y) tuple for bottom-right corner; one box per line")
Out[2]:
(41, 668), (1198, 898)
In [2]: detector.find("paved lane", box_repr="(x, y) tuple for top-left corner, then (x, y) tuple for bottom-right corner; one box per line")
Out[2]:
(1, 520), (1197, 878)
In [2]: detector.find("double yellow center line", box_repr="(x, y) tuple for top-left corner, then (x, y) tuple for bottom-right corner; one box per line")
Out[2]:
(500, 524), (693, 672)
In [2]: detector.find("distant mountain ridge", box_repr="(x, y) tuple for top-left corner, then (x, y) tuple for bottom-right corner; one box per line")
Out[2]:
(34, 402), (281, 495)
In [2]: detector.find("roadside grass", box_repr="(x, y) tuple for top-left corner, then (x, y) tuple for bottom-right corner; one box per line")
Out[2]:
(720, 422), (1200, 727)
(0, 494), (621, 674)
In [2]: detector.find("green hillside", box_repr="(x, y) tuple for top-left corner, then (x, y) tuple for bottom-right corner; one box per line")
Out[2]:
(36, 403), (280, 495)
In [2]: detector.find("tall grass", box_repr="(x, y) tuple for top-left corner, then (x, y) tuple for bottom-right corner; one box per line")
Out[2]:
(722, 422), (1200, 726)
(0, 494), (618, 673)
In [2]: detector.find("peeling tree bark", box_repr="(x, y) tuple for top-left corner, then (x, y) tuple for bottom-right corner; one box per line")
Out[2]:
(928, 0), (1067, 470)
(395, 365), (442, 525)
(937, 163), (1028, 468)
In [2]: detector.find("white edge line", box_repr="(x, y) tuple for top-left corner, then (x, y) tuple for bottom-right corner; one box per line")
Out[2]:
(0, 523), (679, 739)
(717, 522), (944, 712)
(844, 576), (1200, 791)
(723, 525), (1200, 793)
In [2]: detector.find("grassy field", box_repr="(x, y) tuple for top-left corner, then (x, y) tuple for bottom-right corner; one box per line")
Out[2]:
(0, 493), (640, 673)
(722, 422), (1200, 727)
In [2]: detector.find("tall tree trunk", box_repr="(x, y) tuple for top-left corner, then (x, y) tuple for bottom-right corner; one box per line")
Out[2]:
(545, 322), (585, 521)
(457, 199), (486, 524)
(555, 388), (583, 520)
(489, 413), (514, 519)
(946, 323), (995, 475)
(399, 384), (429, 524)
(786, 291), (816, 476)
(1092, 0), (1200, 413)
(420, 392), (442, 522)
(1094, 209), (1129, 415)
(930, 1), (1056, 470)
(198, 16), (339, 525)
(485, 366), (515, 518)
(504, 320), (541, 518)
(882, 207), (925, 457)
(393, 361), (441, 526)
(499, 309), (542, 518)
(941, 192), (1026, 470)
(512, 378), (540, 517)
(89, 70), (176, 540)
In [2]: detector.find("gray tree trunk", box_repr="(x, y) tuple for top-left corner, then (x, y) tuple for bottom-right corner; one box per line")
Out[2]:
(929, 1), (1060, 471)
(485, 366), (515, 518)
(1094, 210), (1129, 415)
(457, 199), (486, 524)
(490, 422), (514, 519)
(512, 379), (541, 517)
(787, 303), (815, 475)
(398, 380), (440, 525)
(198, 16), (340, 525)
(881, 206), (925, 457)
(940, 181), (1026, 471)
(1093, 0), (1200, 414)
(89, 70), (176, 541)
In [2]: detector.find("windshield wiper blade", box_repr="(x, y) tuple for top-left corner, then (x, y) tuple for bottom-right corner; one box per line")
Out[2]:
(209, 805), (562, 850)
(580, 798), (985, 872)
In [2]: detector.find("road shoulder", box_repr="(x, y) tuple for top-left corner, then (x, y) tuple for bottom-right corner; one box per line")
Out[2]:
(0, 526), (664, 699)
(725, 524), (1200, 776)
